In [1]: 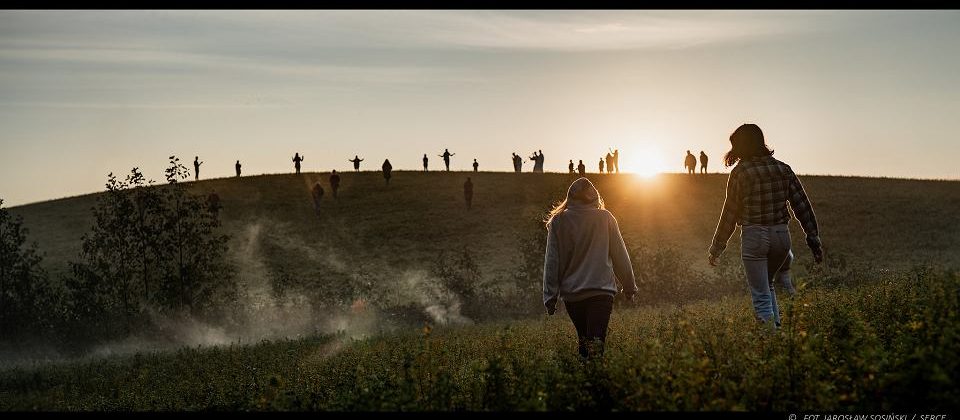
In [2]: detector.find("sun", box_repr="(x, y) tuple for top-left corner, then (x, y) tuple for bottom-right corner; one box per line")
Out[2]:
(618, 146), (669, 179)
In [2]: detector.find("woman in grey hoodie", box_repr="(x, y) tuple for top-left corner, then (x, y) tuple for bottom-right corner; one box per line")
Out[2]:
(543, 177), (638, 360)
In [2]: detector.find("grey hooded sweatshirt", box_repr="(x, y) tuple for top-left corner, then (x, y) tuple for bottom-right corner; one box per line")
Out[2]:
(542, 201), (638, 312)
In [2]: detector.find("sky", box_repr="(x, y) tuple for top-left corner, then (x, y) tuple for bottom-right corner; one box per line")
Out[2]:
(1, 10), (959, 207)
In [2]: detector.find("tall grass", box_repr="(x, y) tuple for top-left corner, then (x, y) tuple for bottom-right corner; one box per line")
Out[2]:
(2, 267), (956, 411)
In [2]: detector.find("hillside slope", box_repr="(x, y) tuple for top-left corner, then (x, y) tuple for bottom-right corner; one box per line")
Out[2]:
(10, 172), (960, 285)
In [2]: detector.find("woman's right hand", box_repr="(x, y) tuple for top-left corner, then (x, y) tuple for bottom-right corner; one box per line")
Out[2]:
(812, 246), (824, 264)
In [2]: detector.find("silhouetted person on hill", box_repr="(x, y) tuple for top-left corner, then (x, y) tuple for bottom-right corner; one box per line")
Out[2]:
(543, 177), (637, 360)
(194, 156), (203, 181)
(348, 155), (364, 172)
(684, 150), (696, 174)
(512, 153), (523, 172)
(423, 154), (429, 172)
(293, 153), (304, 174)
(529, 150), (544, 173)
(382, 159), (393, 185)
(235, 160), (241, 177)
(464, 177), (474, 210)
(329, 170), (341, 198)
(612, 149), (620, 173)
(473, 159), (479, 172)
(605, 152), (613, 174)
(439, 149), (455, 171)
(568, 160), (574, 174)
(708, 123), (823, 329)
(577, 160), (585, 176)
(207, 190), (221, 216)
(311, 182), (324, 217)
(599, 158), (605, 173)
(700, 151), (709, 174)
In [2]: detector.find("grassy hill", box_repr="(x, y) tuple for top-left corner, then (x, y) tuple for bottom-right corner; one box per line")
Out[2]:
(10, 171), (960, 281)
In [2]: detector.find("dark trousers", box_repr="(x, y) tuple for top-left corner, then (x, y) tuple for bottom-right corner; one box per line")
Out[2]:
(564, 294), (614, 360)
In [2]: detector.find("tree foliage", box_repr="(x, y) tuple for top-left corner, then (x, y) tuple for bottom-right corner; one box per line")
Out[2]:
(67, 156), (236, 343)
(0, 198), (52, 341)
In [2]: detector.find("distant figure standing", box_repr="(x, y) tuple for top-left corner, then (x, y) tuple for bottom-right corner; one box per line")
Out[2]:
(423, 154), (429, 172)
(577, 160), (585, 176)
(293, 153), (304, 174)
(543, 177), (637, 360)
(235, 160), (241, 177)
(310, 182), (324, 217)
(708, 123), (823, 329)
(700, 151), (709, 174)
(207, 190), (221, 216)
(605, 152), (613, 174)
(598, 158), (605, 174)
(472, 159), (479, 172)
(329, 170), (341, 198)
(382, 159), (393, 185)
(684, 150), (697, 174)
(512, 153), (523, 173)
(529, 150), (544, 173)
(439, 149), (455, 171)
(612, 149), (620, 173)
(568, 160), (574, 174)
(194, 156), (203, 181)
(464, 177), (474, 210)
(348, 155), (364, 172)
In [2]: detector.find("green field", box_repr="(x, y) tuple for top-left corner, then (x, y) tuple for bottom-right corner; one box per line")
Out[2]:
(2, 171), (960, 411)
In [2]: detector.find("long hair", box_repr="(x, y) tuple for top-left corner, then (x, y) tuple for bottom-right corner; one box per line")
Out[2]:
(724, 124), (774, 167)
(544, 177), (605, 229)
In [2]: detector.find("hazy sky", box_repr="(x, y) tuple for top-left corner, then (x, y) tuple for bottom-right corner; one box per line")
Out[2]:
(1, 10), (959, 206)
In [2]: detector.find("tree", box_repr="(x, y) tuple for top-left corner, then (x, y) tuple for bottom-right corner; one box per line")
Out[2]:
(0, 198), (50, 340)
(68, 172), (145, 337)
(67, 156), (237, 343)
(155, 155), (236, 317)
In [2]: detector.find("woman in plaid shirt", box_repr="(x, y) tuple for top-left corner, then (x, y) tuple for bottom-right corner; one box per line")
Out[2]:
(708, 124), (824, 328)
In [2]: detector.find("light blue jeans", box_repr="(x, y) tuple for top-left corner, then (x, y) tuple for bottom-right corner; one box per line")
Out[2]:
(740, 224), (794, 327)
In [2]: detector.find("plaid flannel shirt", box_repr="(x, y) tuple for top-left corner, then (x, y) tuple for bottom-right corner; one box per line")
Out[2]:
(709, 155), (820, 258)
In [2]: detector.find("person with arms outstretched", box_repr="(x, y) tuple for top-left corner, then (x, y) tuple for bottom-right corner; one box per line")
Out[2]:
(684, 150), (696, 174)
(349, 155), (364, 172)
(708, 124), (823, 329)
(439, 149), (455, 171)
(382, 159), (393, 185)
(700, 151), (709, 174)
(463, 177), (474, 210)
(329, 170), (341, 198)
(235, 160), (241, 177)
(293, 153), (304, 174)
(543, 177), (637, 360)
(194, 156), (203, 181)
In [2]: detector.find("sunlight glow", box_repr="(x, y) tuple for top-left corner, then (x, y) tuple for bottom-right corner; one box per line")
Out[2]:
(620, 146), (669, 179)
